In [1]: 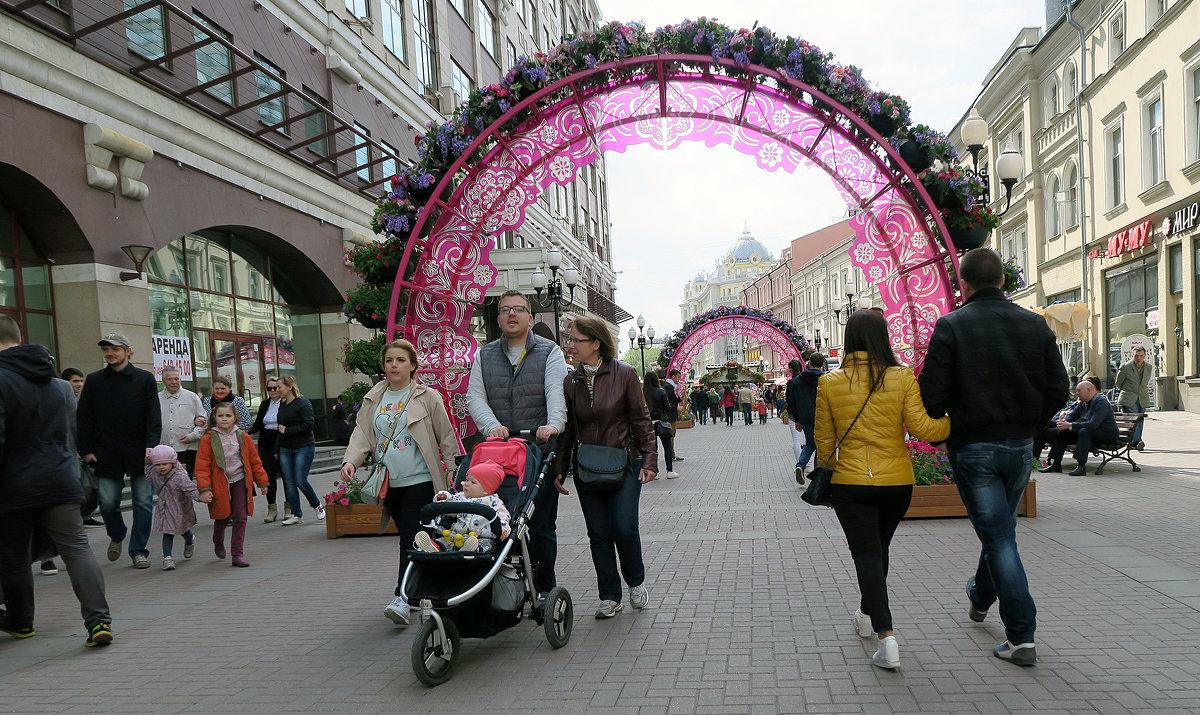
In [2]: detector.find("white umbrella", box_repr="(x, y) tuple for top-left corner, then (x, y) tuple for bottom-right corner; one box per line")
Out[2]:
(1037, 301), (1089, 341)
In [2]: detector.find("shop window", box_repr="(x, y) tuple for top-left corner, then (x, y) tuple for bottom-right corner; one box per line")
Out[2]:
(1105, 258), (1159, 375)
(123, 0), (166, 61)
(0, 204), (56, 353)
(192, 12), (234, 105)
(1169, 242), (1183, 293)
(382, 0), (406, 61)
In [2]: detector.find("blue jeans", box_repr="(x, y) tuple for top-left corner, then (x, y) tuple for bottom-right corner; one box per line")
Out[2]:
(950, 439), (1037, 645)
(796, 421), (816, 470)
(98, 473), (153, 559)
(576, 458), (645, 603)
(161, 530), (194, 558)
(279, 445), (319, 518)
(1124, 400), (1144, 443)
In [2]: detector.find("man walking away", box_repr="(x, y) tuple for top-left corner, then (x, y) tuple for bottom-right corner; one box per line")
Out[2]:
(919, 248), (1067, 666)
(1113, 347), (1151, 449)
(786, 355), (824, 485)
(77, 333), (162, 569)
(466, 290), (567, 602)
(738, 384), (754, 425)
(0, 315), (114, 647)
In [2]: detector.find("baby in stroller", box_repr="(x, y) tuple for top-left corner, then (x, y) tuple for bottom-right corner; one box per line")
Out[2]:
(415, 460), (511, 553)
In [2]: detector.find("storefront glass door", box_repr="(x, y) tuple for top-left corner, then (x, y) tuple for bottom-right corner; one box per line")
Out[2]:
(210, 333), (267, 412)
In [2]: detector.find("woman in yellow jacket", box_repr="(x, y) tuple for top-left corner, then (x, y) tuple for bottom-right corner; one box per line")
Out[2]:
(815, 309), (950, 670)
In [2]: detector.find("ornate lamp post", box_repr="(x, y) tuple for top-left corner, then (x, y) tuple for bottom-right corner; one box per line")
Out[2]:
(627, 315), (655, 375)
(960, 108), (1023, 217)
(813, 320), (824, 352)
(832, 280), (873, 325)
(531, 247), (579, 344)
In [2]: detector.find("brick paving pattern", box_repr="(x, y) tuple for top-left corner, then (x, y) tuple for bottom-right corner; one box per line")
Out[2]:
(2, 415), (1199, 713)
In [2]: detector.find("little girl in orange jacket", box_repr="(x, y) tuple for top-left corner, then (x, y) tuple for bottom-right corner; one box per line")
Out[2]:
(196, 402), (269, 567)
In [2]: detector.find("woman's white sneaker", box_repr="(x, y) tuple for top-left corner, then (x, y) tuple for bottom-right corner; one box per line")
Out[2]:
(853, 609), (874, 638)
(666, 471), (680, 478)
(872, 635), (900, 669)
(281, 515), (303, 525)
(315, 504), (326, 520)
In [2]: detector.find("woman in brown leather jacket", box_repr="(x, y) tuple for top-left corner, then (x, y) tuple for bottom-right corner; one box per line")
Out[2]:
(553, 315), (658, 619)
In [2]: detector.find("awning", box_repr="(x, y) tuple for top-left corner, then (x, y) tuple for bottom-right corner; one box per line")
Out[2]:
(1034, 301), (1089, 341)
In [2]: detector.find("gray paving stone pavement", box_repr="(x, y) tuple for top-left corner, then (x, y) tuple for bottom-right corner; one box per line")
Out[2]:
(2, 413), (1200, 713)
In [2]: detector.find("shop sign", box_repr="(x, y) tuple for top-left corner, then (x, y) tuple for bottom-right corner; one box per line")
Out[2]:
(1163, 196), (1200, 237)
(1146, 309), (1159, 331)
(1103, 219), (1154, 259)
(829, 348), (839, 357)
(152, 334), (193, 380)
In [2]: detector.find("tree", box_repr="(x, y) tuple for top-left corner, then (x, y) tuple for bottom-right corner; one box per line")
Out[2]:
(620, 346), (662, 377)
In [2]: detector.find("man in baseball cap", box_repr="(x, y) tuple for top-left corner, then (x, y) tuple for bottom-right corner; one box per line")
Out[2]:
(77, 331), (161, 569)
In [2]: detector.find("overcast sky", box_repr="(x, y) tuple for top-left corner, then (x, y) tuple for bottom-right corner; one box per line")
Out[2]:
(596, 0), (1047, 337)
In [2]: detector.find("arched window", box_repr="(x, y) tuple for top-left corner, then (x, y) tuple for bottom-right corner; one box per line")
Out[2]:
(1048, 175), (1062, 236)
(0, 202), (55, 353)
(1065, 164), (1079, 228)
(1064, 62), (1077, 107)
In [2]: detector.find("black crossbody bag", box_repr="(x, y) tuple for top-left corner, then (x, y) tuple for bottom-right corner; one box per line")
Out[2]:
(569, 378), (631, 493)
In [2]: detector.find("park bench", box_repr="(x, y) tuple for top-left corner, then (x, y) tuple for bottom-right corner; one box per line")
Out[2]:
(1083, 412), (1146, 475)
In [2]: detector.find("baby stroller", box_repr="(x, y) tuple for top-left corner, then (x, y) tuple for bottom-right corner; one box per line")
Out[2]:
(400, 433), (573, 686)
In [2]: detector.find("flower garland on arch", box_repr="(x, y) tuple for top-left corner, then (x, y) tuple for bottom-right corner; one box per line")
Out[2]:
(371, 18), (922, 244)
(656, 306), (809, 369)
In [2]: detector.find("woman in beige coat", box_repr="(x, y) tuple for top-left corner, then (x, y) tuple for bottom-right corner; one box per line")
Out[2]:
(340, 339), (462, 628)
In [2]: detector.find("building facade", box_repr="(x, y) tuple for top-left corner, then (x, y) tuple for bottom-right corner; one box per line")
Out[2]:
(678, 228), (773, 376)
(741, 248), (793, 377)
(0, 0), (608, 433)
(956, 0), (1200, 411)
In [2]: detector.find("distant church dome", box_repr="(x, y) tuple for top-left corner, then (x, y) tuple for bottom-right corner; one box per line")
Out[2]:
(726, 228), (771, 264)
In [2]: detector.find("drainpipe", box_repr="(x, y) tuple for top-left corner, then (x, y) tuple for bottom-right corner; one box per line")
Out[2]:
(1064, 2), (1090, 365)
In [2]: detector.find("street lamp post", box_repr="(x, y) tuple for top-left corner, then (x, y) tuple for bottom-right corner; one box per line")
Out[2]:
(959, 108), (1023, 218)
(832, 280), (873, 325)
(531, 247), (579, 344)
(627, 315), (655, 376)
(813, 320), (824, 352)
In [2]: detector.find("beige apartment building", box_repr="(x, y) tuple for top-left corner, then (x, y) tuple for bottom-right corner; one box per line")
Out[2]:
(0, 0), (610, 436)
(956, 0), (1200, 411)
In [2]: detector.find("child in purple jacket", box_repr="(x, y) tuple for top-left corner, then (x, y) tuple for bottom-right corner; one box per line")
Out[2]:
(146, 445), (211, 570)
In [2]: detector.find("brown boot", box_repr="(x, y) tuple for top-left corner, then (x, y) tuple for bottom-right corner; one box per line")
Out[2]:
(263, 504), (278, 523)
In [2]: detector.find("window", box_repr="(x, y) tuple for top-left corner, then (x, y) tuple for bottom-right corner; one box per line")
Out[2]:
(413, 0), (437, 95)
(301, 88), (330, 157)
(253, 55), (287, 132)
(450, 0), (470, 21)
(1002, 229), (1028, 289)
(345, 0), (369, 18)
(0, 203), (56, 353)
(1065, 164), (1079, 228)
(382, 0), (406, 61)
(449, 61), (472, 106)
(1045, 78), (1059, 123)
(354, 123), (371, 182)
(1109, 13), (1125, 66)
(1143, 96), (1165, 188)
(1147, 0), (1167, 25)
(529, 1), (539, 39)
(1191, 66), (1200, 161)
(479, 4), (498, 58)
(381, 141), (399, 181)
(1107, 123), (1124, 207)
(124, 0), (166, 60)
(507, 40), (518, 70)
(1064, 63), (1077, 107)
(1169, 242), (1183, 293)
(193, 12), (234, 104)
(1048, 175), (1062, 237)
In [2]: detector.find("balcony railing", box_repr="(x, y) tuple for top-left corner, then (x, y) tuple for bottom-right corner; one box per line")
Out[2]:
(586, 285), (632, 325)
(2, 0), (404, 198)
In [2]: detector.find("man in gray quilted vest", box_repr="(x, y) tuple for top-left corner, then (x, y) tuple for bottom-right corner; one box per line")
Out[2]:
(467, 290), (567, 598)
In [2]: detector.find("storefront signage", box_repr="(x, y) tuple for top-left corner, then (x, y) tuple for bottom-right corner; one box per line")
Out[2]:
(1146, 309), (1159, 331)
(152, 334), (193, 380)
(1163, 196), (1200, 237)
(1103, 219), (1154, 259)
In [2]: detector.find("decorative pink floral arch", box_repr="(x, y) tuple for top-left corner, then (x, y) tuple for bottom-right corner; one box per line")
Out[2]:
(667, 316), (801, 379)
(387, 55), (960, 440)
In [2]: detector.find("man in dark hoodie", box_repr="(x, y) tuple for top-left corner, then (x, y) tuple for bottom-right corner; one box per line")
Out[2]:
(786, 354), (825, 485)
(0, 315), (113, 647)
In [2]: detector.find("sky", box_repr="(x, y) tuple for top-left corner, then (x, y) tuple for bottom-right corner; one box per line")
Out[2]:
(596, 0), (1048, 338)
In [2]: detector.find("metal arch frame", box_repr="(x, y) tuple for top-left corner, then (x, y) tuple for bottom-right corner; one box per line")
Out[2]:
(666, 316), (803, 379)
(385, 54), (962, 439)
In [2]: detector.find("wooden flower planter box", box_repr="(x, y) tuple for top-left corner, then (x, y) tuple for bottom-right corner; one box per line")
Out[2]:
(904, 481), (1036, 519)
(674, 419), (694, 429)
(325, 503), (398, 538)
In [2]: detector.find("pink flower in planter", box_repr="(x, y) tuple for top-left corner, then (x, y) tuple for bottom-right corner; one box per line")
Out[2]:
(340, 498), (350, 506)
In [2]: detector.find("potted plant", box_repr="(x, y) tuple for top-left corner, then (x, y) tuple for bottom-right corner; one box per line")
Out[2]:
(894, 125), (959, 175)
(864, 91), (911, 139)
(1002, 255), (1026, 297)
(323, 471), (398, 538)
(341, 335), (387, 379)
(904, 440), (1036, 518)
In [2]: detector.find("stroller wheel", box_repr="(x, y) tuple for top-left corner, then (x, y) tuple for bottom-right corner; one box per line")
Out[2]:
(411, 616), (461, 687)
(543, 586), (573, 649)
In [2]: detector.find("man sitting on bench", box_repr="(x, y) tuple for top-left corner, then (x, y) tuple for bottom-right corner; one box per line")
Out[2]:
(1040, 380), (1119, 476)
